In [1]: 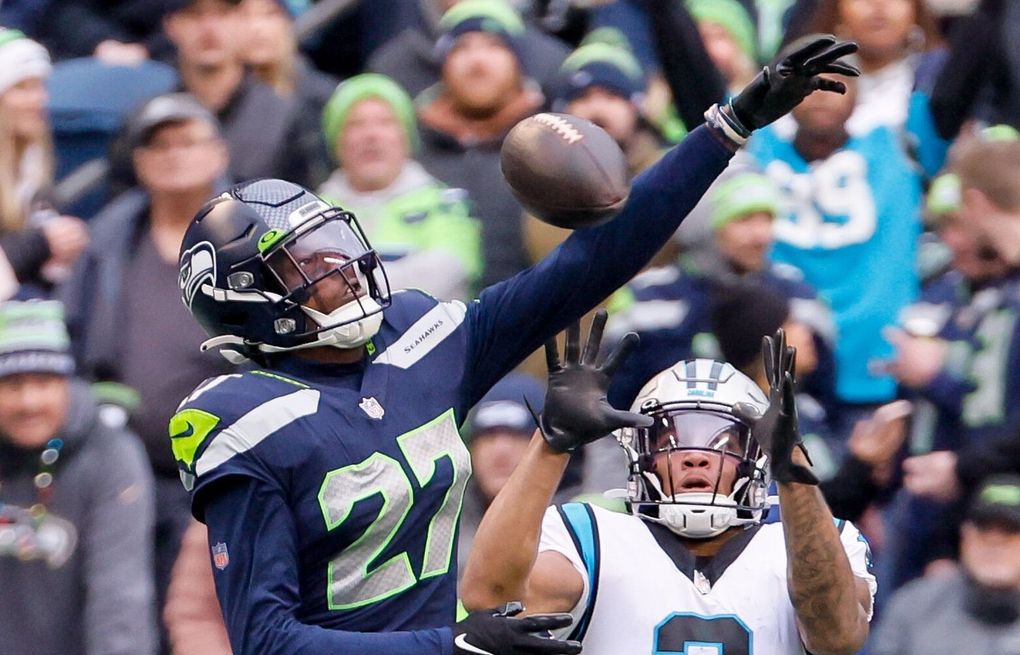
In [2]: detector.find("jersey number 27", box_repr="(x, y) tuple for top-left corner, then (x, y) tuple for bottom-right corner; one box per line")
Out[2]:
(317, 409), (470, 610)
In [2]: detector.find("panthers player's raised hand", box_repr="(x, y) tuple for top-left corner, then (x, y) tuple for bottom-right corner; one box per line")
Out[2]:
(734, 328), (820, 485)
(539, 310), (653, 453)
(454, 602), (580, 655)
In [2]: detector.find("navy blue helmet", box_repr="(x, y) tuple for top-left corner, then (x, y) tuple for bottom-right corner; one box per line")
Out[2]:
(178, 179), (390, 363)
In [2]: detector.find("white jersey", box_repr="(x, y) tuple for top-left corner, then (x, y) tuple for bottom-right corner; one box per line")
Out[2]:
(539, 503), (877, 655)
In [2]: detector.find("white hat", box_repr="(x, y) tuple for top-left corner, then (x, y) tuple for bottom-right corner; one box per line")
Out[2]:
(0, 28), (52, 96)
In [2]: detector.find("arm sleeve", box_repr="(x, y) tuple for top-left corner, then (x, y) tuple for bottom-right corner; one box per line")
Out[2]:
(537, 507), (591, 640)
(463, 125), (733, 404)
(819, 456), (880, 523)
(929, 7), (1000, 140)
(204, 476), (453, 655)
(838, 520), (878, 621)
(83, 431), (158, 655)
(915, 368), (971, 417)
(164, 521), (233, 655)
(646, 0), (729, 129)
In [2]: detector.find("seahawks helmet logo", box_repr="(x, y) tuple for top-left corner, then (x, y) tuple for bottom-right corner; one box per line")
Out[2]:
(179, 241), (216, 309)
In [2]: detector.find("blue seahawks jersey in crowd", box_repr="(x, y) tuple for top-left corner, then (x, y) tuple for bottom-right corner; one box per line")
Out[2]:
(605, 264), (713, 409)
(170, 125), (736, 655)
(604, 260), (834, 411)
(747, 125), (923, 404)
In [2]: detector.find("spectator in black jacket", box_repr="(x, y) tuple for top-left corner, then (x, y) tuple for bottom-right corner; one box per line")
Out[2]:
(416, 0), (544, 287)
(164, 0), (329, 187)
(59, 93), (233, 639)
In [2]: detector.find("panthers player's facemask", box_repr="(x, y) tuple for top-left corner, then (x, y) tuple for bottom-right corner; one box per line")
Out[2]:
(624, 408), (769, 539)
(260, 209), (389, 350)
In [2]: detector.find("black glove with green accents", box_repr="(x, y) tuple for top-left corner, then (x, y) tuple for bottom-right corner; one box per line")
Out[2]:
(453, 602), (580, 655)
(733, 328), (819, 485)
(539, 310), (653, 453)
(725, 34), (860, 136)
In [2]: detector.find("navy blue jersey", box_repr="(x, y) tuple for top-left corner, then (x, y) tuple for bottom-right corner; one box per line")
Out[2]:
(170, 125), (734, 655)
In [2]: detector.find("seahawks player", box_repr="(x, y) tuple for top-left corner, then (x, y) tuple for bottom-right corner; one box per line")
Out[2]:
(462, 319), (876, 655)
(171, 36), (859, 655)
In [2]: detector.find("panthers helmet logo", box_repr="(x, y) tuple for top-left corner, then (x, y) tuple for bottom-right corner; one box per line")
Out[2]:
(179, 241), (217, 309)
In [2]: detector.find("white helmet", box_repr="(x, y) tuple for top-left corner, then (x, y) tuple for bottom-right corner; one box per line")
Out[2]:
(616, 359), (771, 538)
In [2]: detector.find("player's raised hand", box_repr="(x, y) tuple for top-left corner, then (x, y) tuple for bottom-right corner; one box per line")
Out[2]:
(726, 34), (859, 134)
(733, 328), (819, 485)
(539, 310), (653, 453)
(454, 602), (581, 655)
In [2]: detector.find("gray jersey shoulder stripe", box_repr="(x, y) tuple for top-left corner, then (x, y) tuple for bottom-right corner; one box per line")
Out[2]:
(196, 388), (320, 476)
(374, 300), (467, 370)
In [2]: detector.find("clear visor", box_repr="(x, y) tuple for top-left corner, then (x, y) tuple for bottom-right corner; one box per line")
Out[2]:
(647, 411), (751, 459)
(264, 216), (375, 308)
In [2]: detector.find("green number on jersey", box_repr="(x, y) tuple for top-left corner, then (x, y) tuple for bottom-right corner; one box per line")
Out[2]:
(317, 409), (471, 609)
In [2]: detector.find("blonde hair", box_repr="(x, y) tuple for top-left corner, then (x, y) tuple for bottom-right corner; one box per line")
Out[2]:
(0, 94), (54, 233)
(953, 137), (1020, 213)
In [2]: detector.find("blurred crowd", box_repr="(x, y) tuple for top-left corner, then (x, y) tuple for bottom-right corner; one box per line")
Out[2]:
(1, 0), (1019, 654)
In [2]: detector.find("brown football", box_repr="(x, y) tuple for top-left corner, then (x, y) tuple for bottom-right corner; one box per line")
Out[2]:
(500, 112), (630, 230)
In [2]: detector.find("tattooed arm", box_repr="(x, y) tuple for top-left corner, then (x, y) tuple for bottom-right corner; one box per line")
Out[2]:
(779, 449), (872, 655)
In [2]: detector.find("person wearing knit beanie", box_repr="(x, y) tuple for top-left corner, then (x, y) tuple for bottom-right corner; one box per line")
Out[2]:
(687, 0), (759, 89)
(0, 28), (51, 97)
(322, 74), (420, 160)
(434, 0), (526, 65)
(710, 173), (780, 275)
(710, 277), (790, 372)
(318, 73), (482, 300)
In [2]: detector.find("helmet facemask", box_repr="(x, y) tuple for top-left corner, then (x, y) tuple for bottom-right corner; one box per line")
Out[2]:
(237, 207), (391, 353)
(619, 400), (770, 539)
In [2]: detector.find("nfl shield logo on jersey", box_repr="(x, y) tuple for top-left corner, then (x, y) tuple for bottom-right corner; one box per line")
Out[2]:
(212, 542), (229, 570)
(359, 397), (385, 420)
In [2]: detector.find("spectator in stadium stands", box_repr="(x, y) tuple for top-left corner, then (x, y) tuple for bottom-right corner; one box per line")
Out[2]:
(164, 520), (232, 655)
(238, 0), (338, 113)
(368, 0), (569, 100)
(0, 29), (89, 290)
(58, 93), (233, 639)
(38, 0), (171, 63)
(164, 0), (328, 188)
(870, 474), (1020, 655)
(899, 137), (1020, 555)
(804, 0), (944, 136)
(882, 171), (1011, 588)
(416, 0), (544, 287)
(688, 0), (760, 90)
(318, 73), (481, 300)
(743, 72), (923, 441)
(458, 373), (561, 569)
(0, 296), (156, 655)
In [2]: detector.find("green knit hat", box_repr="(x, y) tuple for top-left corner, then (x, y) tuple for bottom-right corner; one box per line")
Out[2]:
(710, 173), (779, 230)
(322, 73), (420, 160)
(926, 173), (961, 219)
(687, 0), (757, 61)
(0, 299), (74, 379)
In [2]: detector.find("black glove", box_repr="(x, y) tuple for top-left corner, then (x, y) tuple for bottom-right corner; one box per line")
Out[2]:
(539, 310), (653, 453)
(453, 602), (581, 655)
(727, 34), (860, 134)
(733, 328), (819, 485)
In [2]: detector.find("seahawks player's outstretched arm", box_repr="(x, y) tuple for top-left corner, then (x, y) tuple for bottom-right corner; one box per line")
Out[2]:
(462, 315), (650, 613)
(203, 477), (580, 655)
(737, 330), (872, 655)
(462, 36), (859, 403)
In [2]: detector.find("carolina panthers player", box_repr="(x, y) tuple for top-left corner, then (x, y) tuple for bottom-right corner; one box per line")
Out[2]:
(171, 35), (859, 655)
(462, 317), (876, 655)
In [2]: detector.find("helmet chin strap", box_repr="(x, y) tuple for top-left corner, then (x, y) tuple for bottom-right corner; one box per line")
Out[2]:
(633, 471), (748, 539)
(300, 296), (383, 349)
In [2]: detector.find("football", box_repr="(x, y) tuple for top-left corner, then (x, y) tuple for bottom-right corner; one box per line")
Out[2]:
(501, 112), (630, 230)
